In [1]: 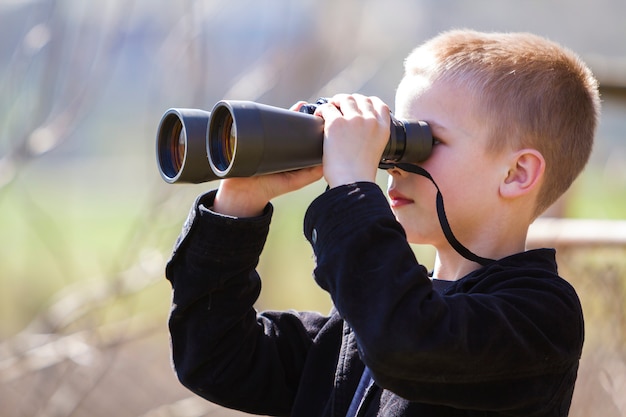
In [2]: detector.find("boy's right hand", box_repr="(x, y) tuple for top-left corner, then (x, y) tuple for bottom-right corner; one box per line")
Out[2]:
(213, 165), (322, 218)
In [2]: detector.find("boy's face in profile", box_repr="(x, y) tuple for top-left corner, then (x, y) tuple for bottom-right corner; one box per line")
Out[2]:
(388, 76), (512, 247)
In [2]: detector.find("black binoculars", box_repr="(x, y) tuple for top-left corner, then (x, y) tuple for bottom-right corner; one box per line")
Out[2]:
(156, 99), (433, 184)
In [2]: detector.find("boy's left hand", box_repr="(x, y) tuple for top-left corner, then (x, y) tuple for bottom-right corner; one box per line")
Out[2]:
(314, 94), (391, 188)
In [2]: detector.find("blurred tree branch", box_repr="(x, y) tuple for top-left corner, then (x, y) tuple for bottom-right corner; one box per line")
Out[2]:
(0, 0), (136, 192)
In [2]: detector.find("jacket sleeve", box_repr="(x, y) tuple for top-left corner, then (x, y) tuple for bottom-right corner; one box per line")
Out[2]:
(303, 182), (584, 415)
(166, 190), (331, 416)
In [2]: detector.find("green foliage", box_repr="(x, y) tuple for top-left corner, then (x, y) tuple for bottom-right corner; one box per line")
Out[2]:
(566, 168), (626, 219)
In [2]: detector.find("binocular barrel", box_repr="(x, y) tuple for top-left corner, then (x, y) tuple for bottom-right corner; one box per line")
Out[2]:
(156, 100), (433, 184)
(208, 101), (325, 179)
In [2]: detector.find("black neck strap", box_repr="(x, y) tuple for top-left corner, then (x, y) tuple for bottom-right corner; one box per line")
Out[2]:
(392, 163), (495, 266)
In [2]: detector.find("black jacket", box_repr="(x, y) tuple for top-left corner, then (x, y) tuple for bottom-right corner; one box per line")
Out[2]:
(165, 182), (584, 416)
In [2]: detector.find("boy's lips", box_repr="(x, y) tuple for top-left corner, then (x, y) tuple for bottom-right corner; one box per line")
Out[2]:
(388, 190), (413, 208)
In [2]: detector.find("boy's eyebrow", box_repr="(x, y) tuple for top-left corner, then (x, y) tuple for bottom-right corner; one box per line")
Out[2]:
(427, 119), (475, 141)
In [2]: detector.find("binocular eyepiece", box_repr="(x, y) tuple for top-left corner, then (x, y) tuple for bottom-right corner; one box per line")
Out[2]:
(156, 99), (433, 184)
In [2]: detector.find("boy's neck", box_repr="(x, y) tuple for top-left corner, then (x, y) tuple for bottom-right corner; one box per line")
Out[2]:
(432, 255), (479, 281)
(432, 227), (529, 281)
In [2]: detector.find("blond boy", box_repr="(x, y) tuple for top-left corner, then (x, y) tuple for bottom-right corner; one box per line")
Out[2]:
(165, 30), (600, 416)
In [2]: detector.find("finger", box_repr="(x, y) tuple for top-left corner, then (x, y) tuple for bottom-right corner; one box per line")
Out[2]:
(290, 165), (324, 187)
(371, 96), (391, 119)
(332, 94), (390, 120)
(332, 94), (360, 116)
(327, 93), (351, 108)
(353, 94), (390, 119)
(318, 94), (359, 117)
(289, 101), (309, 112)
(313, 100), (342, 120)
(273, 165), (323, 195)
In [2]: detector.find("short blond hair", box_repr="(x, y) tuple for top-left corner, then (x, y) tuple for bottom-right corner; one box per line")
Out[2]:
(403, 30), (601, 217)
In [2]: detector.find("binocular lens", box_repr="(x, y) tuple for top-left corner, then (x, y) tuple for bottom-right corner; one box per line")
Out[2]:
(173, 128), (186, 172)
(158, 113), (186, 179)
(209, 108), (236, 172)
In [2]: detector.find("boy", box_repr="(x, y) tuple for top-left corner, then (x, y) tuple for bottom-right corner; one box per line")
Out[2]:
(165, 30), (600, 416)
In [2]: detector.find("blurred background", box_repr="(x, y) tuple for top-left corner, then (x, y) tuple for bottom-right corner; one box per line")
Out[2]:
(1, 0), (625, 416)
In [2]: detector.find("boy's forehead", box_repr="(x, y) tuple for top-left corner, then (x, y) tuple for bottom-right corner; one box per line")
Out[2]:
(395, 76), (491, 146)
(394, 75), (432, 118)
(395, 75), (482, 117)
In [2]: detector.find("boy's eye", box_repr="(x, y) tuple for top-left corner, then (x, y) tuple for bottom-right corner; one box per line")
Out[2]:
(432, 137), (442, 145)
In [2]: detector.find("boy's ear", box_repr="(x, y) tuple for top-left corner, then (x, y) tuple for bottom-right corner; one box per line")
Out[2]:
(500, 149), (545, 199)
